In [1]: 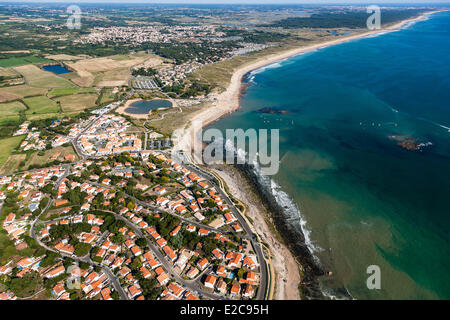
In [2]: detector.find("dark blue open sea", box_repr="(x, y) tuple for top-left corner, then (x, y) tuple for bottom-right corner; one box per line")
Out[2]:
(210, 11), (450, 299)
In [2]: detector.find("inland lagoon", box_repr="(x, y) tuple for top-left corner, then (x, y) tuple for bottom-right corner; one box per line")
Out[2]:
(125, 99), (173, 115)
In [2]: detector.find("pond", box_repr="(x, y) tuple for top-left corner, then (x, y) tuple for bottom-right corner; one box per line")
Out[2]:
(42, 64), (72, 74)
(125, 99), (173, 114)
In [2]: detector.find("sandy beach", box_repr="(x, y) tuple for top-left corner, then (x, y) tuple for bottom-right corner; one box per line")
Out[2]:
(116, 99), (147, 119)
(175, 10), (441, 156)
(171, 10), (442, 300)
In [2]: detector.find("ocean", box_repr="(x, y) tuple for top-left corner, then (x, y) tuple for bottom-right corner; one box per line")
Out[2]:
(208, 11), (450, 299)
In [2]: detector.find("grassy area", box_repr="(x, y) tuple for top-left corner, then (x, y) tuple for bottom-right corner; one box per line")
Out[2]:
(14, 64), (76, 88)
(0, 153), (25, 175)
(0, 56), (53, 68)
(0, 84), (48, 102)
(0, 68), (18, 77)
(98, 87), (117, 105)
(23, 96), (59, 115)
(0, 116), (20, 126)
(147, 101), (206, 135)
(0, 100), (26, 118)
(0, 135), (23, 168)
(25, 145), (78, 169)
(111, 55), (133, 61)
(48, 87), (96, 98)
(56, 93), (98, 112)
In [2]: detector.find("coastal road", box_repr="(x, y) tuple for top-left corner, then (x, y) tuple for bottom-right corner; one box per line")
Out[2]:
(184, 163), (269, 300)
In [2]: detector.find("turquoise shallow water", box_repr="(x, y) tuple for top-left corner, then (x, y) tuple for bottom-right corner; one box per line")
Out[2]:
(210, 11), (450, 299)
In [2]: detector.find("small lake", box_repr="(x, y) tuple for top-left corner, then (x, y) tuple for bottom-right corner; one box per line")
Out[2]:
(42, 64), (72, 75)
(125, 99), (173, 114)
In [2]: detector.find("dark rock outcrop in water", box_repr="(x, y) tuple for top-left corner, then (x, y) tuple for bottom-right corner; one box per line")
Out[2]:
(234, 161), (327, 299)
(389, 135), (433, 151)
(256, 107), (289, 115)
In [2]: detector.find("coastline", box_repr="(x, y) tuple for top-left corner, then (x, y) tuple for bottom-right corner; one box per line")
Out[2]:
(176, 10), (442, 158)
(174, 10), (442, 300)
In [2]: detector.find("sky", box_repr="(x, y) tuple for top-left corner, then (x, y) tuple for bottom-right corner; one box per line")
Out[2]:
(1, 0), (449, 4)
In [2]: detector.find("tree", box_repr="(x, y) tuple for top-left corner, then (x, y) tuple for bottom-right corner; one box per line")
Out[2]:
(111, 291), (120, 300)
(8, 271), (42, 298)
(74, 243), (91, 257)
(135, 238), (146, 249)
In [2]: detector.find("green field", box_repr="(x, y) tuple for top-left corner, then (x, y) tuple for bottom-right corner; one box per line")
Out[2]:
(0, 56), (53, 68)
(23, 96), (59, 115)
(0, 100), (26, 118)
(0, 135), (24, 169)
(48, 87), (96, 98)
(0, 116), (20, 126)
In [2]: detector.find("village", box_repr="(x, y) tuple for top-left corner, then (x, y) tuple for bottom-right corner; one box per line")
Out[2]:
(0, 105), (266, 301)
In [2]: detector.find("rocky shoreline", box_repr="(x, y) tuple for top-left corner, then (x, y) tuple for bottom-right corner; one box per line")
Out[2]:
(232, 162), (326, 299)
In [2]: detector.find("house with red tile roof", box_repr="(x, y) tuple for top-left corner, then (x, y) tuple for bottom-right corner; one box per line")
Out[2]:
(242, 284), (255, 298)
(186, 266), (199, 279)
(230, 283), (241, 296)
(198, 228), (210, 236)
(128, 284), (142, 299)
(130, 245), (142, 256)
(212, 248), (225, 260)
(140, 266), (152, 279)
(52, 284), (66, 298)
(170, 225), (181, 237)
(204, 275), (217, 289)
(163, 245), (177, 262)
(186, 225), (196, 232)
(101, 288), (112, 300)
(231, 223), (243, 233)
(216, 265), (228, 278)
(156, 237), (167, 247)
(197, 258), (209, 270)
(3, 213), (15, 225)
(44, 265), (65, 278)
(243, 256), (257, 270)
(156, 272), (169, 286)
(168, 282), (184, 298)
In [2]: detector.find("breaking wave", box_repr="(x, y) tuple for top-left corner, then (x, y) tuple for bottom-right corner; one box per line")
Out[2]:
(222, 138), (322, 258)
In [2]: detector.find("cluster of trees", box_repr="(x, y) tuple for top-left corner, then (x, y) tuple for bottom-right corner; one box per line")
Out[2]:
(128, 256), (162, 300)
(62, 187), (88, 206)
(48, 222), (91, 243)
(145, 212), (181, 239)
(180, 80), (213, 98)
(132, 67), (158, 77)
(141, 42), (233, 65)
(6, 271), (43, 298)
(264, 9), (425, 29)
